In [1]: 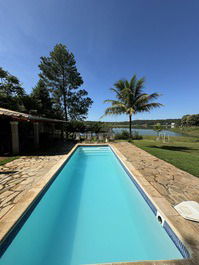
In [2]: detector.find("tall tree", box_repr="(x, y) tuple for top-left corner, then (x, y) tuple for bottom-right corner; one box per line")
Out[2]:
(31, 79), (53, 116)
(103, 74), (163, 137)
(0, 67), (25, 111)
(181, 115), (191, 127)
(67, 89), (93, 120)
(39, 44), (93, 121)
(186, 114), (199, 126)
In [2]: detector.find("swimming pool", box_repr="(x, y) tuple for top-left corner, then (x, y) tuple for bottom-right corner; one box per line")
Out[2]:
(0, 146), (187, 264)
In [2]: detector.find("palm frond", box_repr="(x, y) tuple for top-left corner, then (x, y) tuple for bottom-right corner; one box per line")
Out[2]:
(114, 79), (126, 91)
(105, 106), (126, 114)
(104, 99), (125, 106)
(100, 105), (126, 118)
(135, 93), (161, 105)
(129, 74), (136, 89)
(110, 87), (123, 99)
(147, 93), (161, 101)
(138, 102), (163, 112)
(102, 74), (163, 119)
(125, 80), (129, 88)
(135, 77), (145, 97)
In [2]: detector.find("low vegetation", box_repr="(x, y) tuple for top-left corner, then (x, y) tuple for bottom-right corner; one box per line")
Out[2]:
(132, 137), (199, 177)
(0, 156), (20, 166)
(115, 130), (143, 140)
(98, 119), (181, 128)
(171, 126), (199, 138)
(181, 114), (199, 126)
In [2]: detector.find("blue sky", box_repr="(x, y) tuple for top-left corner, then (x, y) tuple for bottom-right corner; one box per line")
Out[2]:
(0, 0), (199, 121)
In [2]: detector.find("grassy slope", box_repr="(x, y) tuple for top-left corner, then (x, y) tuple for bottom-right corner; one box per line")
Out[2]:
(133, 138), (199, 177)
(171, 126), (199, 138)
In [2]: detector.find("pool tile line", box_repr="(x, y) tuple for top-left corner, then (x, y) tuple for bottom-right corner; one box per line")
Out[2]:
(163, 221), (190, 260)
(109, 144), (190, 259)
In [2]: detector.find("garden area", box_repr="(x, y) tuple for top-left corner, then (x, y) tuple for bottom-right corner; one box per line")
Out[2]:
(113, 116), (199, 178)
(132, 135), (199, 177)
(114, 124), (199, 178)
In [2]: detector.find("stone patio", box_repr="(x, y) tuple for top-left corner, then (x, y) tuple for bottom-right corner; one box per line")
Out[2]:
(0, 141), (199, 264)
(112, 142), (199, 205)
(0, 141), (75, 219)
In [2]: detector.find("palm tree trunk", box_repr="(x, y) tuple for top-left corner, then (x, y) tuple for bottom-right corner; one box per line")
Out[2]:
(129, 114), (132, 138)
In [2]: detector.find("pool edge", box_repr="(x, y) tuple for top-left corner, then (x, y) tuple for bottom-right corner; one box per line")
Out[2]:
(109, 143), (198, 265)
(0, 143), (80, 242)
(0, 144), (112, 243)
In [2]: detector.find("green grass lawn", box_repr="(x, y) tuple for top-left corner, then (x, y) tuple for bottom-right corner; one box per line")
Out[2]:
(0, 156), (20, 166)
(133, 137), (199, 177)
(171, 126), (199, 138)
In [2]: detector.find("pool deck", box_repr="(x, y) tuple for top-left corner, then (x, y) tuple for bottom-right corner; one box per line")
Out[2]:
(0, 142), (198, 265)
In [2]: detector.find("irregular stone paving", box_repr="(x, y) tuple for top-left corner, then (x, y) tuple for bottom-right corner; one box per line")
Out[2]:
(0, 139), (77, 220)
(0, 155), (64, 219)
(113, 142), (199, 241)
(113, 142), (199, 205)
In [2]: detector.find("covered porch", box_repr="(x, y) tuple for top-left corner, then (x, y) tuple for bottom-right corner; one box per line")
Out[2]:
(0, 108), (67, 155)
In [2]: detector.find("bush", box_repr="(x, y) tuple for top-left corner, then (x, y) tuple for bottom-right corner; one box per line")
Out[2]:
(64, 120), (86, 133)
(132, 131), (143, 140)
(115, 130), (143, 140)
(86, 121), (108, 133)
(115, 130), (130, 140)
(181, 114), (199, 126)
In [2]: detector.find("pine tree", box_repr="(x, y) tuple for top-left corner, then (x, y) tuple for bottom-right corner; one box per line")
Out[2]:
(31, 79), (52, 116)
(39, 43), (93, 121)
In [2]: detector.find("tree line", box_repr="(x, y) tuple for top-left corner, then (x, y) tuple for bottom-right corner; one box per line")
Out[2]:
(181, 114), (199, 126)
(0, 44), (93, 121)
(101, 119), (181, 127)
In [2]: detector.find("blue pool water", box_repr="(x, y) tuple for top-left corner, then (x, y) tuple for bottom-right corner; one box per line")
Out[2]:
(0, 146), (183, 265)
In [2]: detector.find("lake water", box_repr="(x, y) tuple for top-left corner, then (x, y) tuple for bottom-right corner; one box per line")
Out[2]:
(113, 128), (182, 136)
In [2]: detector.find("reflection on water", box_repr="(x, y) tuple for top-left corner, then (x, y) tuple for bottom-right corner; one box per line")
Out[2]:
(112, 128), (182, 136)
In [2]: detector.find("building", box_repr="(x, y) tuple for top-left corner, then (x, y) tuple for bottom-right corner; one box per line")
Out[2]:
(0, 108), (67, 155)
(171, 122), (175, 128)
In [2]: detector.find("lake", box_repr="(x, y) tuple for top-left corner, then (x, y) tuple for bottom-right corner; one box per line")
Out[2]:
(112, 128), (182, 137)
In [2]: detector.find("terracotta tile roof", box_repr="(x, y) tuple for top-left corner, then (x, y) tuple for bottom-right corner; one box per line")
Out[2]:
(0, 107), (66, 123)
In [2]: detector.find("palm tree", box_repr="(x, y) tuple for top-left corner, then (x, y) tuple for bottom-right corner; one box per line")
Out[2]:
(103, 74), (163, 137)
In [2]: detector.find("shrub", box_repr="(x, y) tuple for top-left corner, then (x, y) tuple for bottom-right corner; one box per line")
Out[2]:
(132, 131), (143, 140)
(115, 130), (143, 140)
(181, 114), (199, 126)
(86, 121), (108, 133)
(115, 130), (130, 140)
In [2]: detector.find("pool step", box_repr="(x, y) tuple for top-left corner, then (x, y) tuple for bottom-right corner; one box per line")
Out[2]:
(79, 149), (109, 153)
